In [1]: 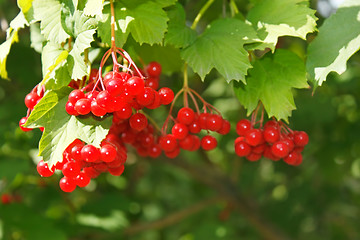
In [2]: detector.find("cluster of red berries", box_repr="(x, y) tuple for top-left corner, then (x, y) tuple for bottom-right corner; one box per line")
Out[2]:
(143, 61), (162, 90)
(160, 107), (230, 158)
(36, 135), (127, 192)
(65, 70), (173, 118)
(19, 85), (45, 132)
(234, 119), (308, 165)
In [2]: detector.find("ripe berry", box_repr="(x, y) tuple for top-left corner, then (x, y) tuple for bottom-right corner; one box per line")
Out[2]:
(25, 92), (41, 109)
(190, 135), (201, 151)
(75, 172), (91, 187)
(206, 114), (223, 131)
(245, 129), (264, 146)
(271, 141), (290, 158)
(19, 117), (32, 132)
(246, 153), (262, 162)
(136, 87), (155, 106)
(293, 131), (309, 147)
(145, 77), (159, 90)
(164, 147), (180, 158)
(217, 120), (231, 135)
(172, 123), (189, 140)
(86, 91), (99, 101)
(108, 165), (125, 176)
(125, 76), (145, 96)
(96, 90), (114, 112)
(159, 134), (178, 152)
(284, 151), (299, 165)
(179, 135), (194, 150)
(37, 160), (54, 177)
(106, 78), (125, 97)
(91, 100), (107, 117)
(189, 121), (201, 134)
(148, 144), (162, 158)
(1, 194), (12, 204)
(74, 98), (91, 115)
(158, 87), (174, 105)
(263, 127), (280, 143)
(129, 113), (148, 131)
(198, 113), (209, 129)
(81, 145), (100, 162)
(113, 103), (132, 120)
(146, 61), (162, 77)
(59, 177), (76, 192)
(65, 101), (79, 115)
(146, 91), (161, 109)
(83, 167), (101, 179)
(177, 107), (195, 125)
(234, 141), (251, 157)
(68, 90), (85, 104)
(236, 119), (252, 136)
(100, 144), (117, 162)
(201, 135), (217, 151)
(62, 161), (81, 178)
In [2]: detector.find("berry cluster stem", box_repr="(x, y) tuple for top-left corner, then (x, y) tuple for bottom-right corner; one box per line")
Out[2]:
(110, 0), (116, 51)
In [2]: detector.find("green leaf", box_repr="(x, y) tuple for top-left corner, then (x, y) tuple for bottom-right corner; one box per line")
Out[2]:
(247, 0), (317, 51)
(30, 23), (45, 53)
(25, 87), (112, 167)
(234, 49), (309, 121)
(154, 0), (177, 8)
(306, 1), (360, 86)
(17, 0), (35, 22)
(0, 11), (28, 80)
(98, 0), (168, 47)
(164, 3), (197, 48)
(33, 0), (70, 44)
(181, 18), (259, 83)
(84, 0), (104, 16)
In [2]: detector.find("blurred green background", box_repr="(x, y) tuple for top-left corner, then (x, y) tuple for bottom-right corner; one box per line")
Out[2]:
(1, 0), (360, 239)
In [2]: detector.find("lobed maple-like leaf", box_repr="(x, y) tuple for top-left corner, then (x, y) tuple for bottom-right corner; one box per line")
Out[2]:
(234, 49), (309, 121)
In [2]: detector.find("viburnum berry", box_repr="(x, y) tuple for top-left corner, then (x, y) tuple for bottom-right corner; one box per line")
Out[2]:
(129, 113), (148, 131)
(177, 107), (195, 125)
(293, 131), (309, 147)
(136, 87), (155, 106)
(179, 135), (194, 151)
(37, 160), (54, 177)
(74, 98), (91, 115)
(59, 177), (77, 192)
(146, 91), (161, 109)
(271, 141), (290, 158)
(106, 78), (125, 97)
(217, 120), (231, 135)
(125, 76), (145, 96)
(65, 101), (79, 116)
(245, 129), (264, 146)
(68, 90), (85, 104)
(91, 100), (107, 117)
(75, 172), (91, 188)
(62, 161), (81, 178)
(201, 135), (217, 151)
(19, 117), (32, 132)
(158, 87), (174, 105)
(148, 144), (162, 158)
(81, 145), (100, 162)
(284, 151), (299, 165)
(145, 77), (159, 90)
(206, 114), (223, 131)
(189, 120), (201, 134)
(96, 90), (114, 112)
(146, 61), (162, 77)
(108, 165), (125, 176)
(198, 113), (209, 129)
(25, 92), (41, 109)
(160, 134), (178, 152)
(236, 119), (252, 136)
(172, 123), (189, 140)
(100, 144), (117, 162)
(164, 147), (180, 159)
(246, 153), (262, 162)
(263, 126), (280, 143)
(113, 103), (132, 120)
(235, 141), (251, 157)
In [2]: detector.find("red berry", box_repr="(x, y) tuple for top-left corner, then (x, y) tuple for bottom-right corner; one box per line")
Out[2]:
(96, 90), (114, 112)
(246, 153), (262, 162)
(263, 146), (281, 161)
(264, 120), (279, 129)
(284, 151), (299, 165)
(136, 87), (155, 106)
(263, 126), (280, 143)
(37, 160), (54, 177)
(158, 87), (174, 105)
(108, 165), (125, 176)
(1, 194), (12, 204)
(106, 78), (125, 97)
(68, 90), (85, 104)
(234, 141), (251, 157)
(25, 92), (41, 109)
(245, 129), (264, 146)
(293, 131), (309, 147)
(83, 167), (101, 179)
(282, 138), (295, 153)
(129, 113), (148, 131)
(179, 135), (194, 151)
(159, 134), (178, 152)
(100, 144), (117, 162)
(146, 61), (162, 77)
(236, 119), (252, 136)
(198, 113), (209, 129)
(206, 114), (223, 131)
(252, 143), (266, 154)
(217, 120), (230, 135)
(75, 172), (91, 187)
(177, 107), (195, 125)
(172, 123), (189, 140)
(125, 76), (145, 96)
(148, 144), (162, 158)
(164, 147), (180, 158)
(189, 135), (201, 151)
(62, 161), (81, 178)
(65, 101), (79, 115)
(189, 121), (201, 134)
(201, 135), (217, 151)
(146, 91), (161, 109)
(86, 91), (99, 101)
(74, 98), (91, 115)
(59, 177), (76, 192)
(113, 103), (132, 119)
(19, 117), (32, 132)
(271, 141), (290, 158)
(145, 77), (159, 90)
(81, 145), (100, 162)
(91, 100), (107, 117)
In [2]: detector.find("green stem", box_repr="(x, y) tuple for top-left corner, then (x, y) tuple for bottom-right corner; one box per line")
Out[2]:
(191, 0), (216, 30)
